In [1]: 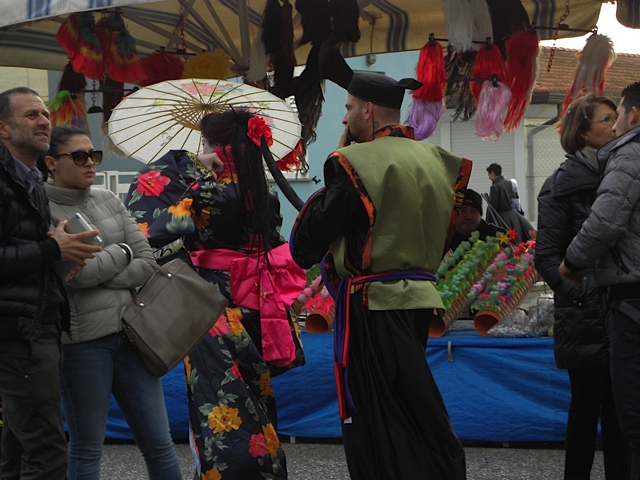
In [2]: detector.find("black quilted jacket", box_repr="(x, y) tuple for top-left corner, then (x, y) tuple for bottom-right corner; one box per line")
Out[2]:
(0, 144), (67, 340)
(536, 153), (608, 369)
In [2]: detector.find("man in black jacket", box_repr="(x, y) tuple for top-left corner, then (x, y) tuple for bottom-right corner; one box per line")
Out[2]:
(0, 87), (101, 479)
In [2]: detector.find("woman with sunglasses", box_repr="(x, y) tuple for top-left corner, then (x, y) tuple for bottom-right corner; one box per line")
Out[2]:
(537, 94), (629, 479)
(43, 125), (183, 480)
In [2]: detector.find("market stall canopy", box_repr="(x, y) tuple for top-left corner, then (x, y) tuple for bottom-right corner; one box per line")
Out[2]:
(0, 0), (609, 75)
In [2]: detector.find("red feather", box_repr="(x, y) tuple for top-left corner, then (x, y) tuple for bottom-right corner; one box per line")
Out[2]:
(97, 14), (146, 84)
(503, 29), (539, 132)
(138, 51), (185, 87)
(413, 38), (446, 102)
(56, 13), (104, 80)
(471, 42), (505, 101)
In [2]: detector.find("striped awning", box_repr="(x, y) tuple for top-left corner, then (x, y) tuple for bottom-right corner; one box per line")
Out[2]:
(0, 0), (605, 74)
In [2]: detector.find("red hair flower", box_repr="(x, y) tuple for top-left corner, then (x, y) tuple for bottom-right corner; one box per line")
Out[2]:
(246, 116), (273, 148)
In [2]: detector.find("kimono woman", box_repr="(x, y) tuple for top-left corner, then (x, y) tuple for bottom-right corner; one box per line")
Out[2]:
(125, 108), (306, 480)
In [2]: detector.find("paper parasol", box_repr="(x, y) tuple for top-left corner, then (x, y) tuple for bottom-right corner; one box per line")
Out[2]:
(107, 78), (302, 163)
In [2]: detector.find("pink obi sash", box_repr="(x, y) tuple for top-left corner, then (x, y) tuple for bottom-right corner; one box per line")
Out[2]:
(190, 243), (306, 366)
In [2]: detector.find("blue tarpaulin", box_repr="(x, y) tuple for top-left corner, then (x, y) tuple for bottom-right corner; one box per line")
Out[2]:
(105, 327), (570, 442)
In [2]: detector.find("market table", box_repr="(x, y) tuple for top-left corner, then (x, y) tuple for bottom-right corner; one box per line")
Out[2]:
(104, 325), (570, 442)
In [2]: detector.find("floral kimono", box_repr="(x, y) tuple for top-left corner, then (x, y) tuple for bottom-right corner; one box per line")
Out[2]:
(125, 149), (295, 480)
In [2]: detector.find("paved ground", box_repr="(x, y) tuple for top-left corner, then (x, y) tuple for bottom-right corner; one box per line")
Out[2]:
(101, 439), (605, 479)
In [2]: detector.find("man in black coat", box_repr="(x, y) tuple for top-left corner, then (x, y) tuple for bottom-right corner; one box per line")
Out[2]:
(0, 87), (101, 479)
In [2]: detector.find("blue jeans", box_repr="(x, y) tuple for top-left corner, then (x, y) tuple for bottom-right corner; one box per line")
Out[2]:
(59, 332), (182, 480)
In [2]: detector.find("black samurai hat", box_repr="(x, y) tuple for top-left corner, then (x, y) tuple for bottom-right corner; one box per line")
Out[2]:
(347, 72), (423, 109)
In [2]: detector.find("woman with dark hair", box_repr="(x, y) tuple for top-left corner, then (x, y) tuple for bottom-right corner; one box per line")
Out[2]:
(44, 125), (182, 480)
(536, 94), (629, 479)
(125, 108), (305, 479)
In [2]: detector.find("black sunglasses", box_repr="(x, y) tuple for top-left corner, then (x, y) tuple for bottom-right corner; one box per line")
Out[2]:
(52, 149), (103, 166)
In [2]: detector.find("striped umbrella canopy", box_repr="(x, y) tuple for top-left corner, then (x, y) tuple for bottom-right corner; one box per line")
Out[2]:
(0, 0), (610, 75)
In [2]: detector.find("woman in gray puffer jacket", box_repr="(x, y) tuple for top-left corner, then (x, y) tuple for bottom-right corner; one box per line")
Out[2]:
(536, 94), (629, 480)
(44, 126), (182, 480)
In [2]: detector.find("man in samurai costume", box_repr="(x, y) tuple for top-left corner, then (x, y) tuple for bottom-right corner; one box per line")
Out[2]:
(290, 72), (467, 479)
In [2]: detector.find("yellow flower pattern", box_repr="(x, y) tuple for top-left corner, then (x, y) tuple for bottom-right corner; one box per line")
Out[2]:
(168, 197), (193, 217)
(207, 404), (242, 434)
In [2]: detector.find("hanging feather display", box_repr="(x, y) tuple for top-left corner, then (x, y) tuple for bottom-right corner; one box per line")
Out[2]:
(503, 29), (539, 132)
(445, 48), (477, 121)
(101, 75), (124, 124)
(182, 50), (231, 80)
(475, 79), (512, 140)
(406, 36), (446, 140)
(471, 0), (493, 49)
(46, 90), (89, 131)
(47, 64), (89, 130)
(138, 51), (185, 87)
(96, 13), (146, 84)
(484, 0), (531, 57)
(559, 33), (616, 119)
(262, 0), (295, 98)
(471, 40), (505, 101)
(328, 0), (360, 43)
(56, 12), (104, 80)
(246, 24), (270, 83)
(444, 0), (474, 52)
(443, 0), (477, 121)
(296, 0), (331, 46)
(294, 44), (324, 153)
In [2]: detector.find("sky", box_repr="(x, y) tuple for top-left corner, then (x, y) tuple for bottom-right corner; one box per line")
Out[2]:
(540, 3), (640, 54)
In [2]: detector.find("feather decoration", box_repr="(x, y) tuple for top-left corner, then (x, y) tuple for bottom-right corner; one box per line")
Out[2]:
(138, 51), (185, 87)
(503, 29), (539, 132)
(246, 24), (270, 83)
(444, 0), (474, 52)
(182, 50), (231, 80)
(475, 80), (511, 140)
(56, 12), (104, 80)
(328, 0), (360, 43)
(445, 48), (477, 121)
(471, 0), (493, 49)
(471, 41), (505, 101)
(101, 76), (124, 124)
(97, 13), (146, 84)
(407, 100), (445, 140)
(407, 37), (446, 140)
(46, 90), (89, 131)
(485, 0), (531, 58)
(294, 44), (324, 152)
(262, 0), (284, 55)
(560, 33), (616, 119)
(296, 0), (331, 45)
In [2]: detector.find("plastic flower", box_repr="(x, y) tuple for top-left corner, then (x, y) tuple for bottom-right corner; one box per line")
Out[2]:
(207, 404), (242, 433)
(136, 170), (170, 196)
(246, 116), (273, 147)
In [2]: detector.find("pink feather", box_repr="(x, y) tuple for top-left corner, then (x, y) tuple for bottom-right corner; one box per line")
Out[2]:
(475, 81), (512, 140)
(406, 99), (445, 141)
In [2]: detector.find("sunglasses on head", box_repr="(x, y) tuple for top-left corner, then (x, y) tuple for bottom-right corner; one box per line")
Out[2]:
(52, 149), (103, 166)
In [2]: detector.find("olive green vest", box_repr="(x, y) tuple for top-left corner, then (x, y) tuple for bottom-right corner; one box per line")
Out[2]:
(331, 136), (461, 310)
